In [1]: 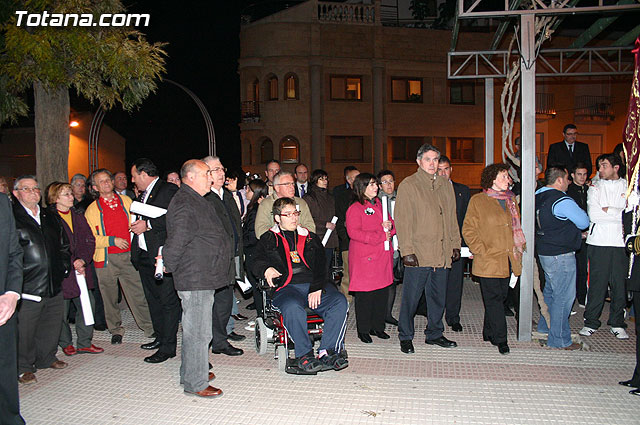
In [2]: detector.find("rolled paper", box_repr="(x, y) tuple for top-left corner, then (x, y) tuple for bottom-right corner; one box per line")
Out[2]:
(154, 246), (164, 280)
(321, 216), (339, 246)
(130, 201), (167, 218)
(76, 271), (95, 326)
(21, 293), (42, 302)
(382, 196), (390, 251)
(236, 276), (253, 293)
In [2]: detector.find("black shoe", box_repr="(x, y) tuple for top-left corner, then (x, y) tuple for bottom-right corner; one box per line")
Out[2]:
(425, 336), (457, 348)
(140, 339), (160, 350)
(111, 334), (123, 345)
(246, 302), (256, 310)
(212, 345), (244, 356)
(144, 351), (175, 363)
(504, 307), (515, 317)
(620, 380), (639, 387)
(451, 323), (463, 332)
(369, 330), (390, 339)
(227, 332), (246, 341)
(358, 332), (373, 343)
(400, 340), (414, 354)
(498, 343), (510, 355)
(385, 317), (399, 326)
(209, 362), (213, 370)
(631, 388), (640, 396)
(232, 314), (248, 321)
(483, 334), (492, 342)
(94, 324), (107, 331)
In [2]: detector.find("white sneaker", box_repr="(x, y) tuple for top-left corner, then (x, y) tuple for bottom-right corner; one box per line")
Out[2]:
(244, 324), (255, 331)
(247, 320), (255, 326)
(610, 327), (629, 339)
(579, 326), (597, 336)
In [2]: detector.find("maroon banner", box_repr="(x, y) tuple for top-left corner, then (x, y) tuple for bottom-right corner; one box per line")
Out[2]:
(624, 37), (640, 186)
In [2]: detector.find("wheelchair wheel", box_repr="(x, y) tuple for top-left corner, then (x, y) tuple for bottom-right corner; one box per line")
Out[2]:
(255, 317), (268, 355)
(276, 345), (288, 371)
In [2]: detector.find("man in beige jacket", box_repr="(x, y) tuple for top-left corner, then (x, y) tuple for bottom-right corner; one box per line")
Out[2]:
(395, 144), (461, 354)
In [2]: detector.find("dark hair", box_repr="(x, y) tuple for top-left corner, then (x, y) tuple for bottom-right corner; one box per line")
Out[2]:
(165, 170), (180, 179)
(226, 169), (246, 188)
(295, 163), (308, 174)
(352, 173), (377, 204)
(246, 179), (269, 213)
(596, 153), (622, 178)
(376, 169), (394, 182)
(310, 169), (328, 187)
(613, 143), (626, 177)
(570, 162), (588, 175)
(480, 163), (510, 190)
(438, 155), (451, 166)
(544, 166), (568, 186)
(132, 158), (159, 177)
(563, 124), (577, 134)
(272, 197), (296, 217)
(265, 159), (280, 170)
(343, 165), (358, 176)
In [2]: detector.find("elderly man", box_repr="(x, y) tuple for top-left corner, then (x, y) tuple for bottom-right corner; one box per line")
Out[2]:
(0, 192), (24, 424)
(255, 170), (315, 238)
(164, 159), (231, 398)
(395, 144), (461, 354)
(130, 158), (181, 363)
(12, 176), (71, 384)
(70, 173), (93, 213)
(85, 169), (154, 345)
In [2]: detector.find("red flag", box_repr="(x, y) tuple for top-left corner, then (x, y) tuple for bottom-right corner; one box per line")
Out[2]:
(624, 38), (640, 188)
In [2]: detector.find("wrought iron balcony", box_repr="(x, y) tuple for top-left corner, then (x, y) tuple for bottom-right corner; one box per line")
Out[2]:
(241, 101), (261, 123)
(574, 95), (615, 122)
(536, 93), (556, 117)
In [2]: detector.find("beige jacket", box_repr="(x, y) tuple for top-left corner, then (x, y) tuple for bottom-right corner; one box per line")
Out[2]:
(394, 168), (461, 268)
(254, 193), (315, 238)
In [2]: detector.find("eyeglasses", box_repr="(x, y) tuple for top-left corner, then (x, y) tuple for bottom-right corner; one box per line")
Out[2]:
(275, 182), (295, 187)
(208, 167), (227, 174)
(279, 211), (300, 218)
(17, 187), (40, 193)
(380, 180), (394, 185)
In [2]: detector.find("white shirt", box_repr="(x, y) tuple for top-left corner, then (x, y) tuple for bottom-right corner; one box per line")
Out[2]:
(296, 182), (308, 197)
(564, 141), (575, 153)
(211, 186), (224, 200)
(586, 178), (627, 247)
(21, 203), (40, 226)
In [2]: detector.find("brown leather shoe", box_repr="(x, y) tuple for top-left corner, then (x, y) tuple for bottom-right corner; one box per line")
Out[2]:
(563, 342), (582, 351)
(50, 360), (68, 369)
(185, 385), (223, 398)
(18, 372), (37, 384)
(209, 372), (215, 381)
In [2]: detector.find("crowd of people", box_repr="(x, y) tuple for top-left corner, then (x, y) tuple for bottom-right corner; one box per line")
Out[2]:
(1, 122), (639, 422)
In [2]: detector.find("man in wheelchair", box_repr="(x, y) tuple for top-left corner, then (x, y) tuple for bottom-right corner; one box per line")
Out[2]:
(253, 197), (349, 373)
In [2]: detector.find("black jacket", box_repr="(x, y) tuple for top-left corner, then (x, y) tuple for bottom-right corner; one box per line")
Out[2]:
(566, 182), (588, 212)
(333, 183), (354, 252)
(452, 181), (471, 247)
(205, 187), (244, 282)
(242, 206), (259, 260)
(163, 184), (233, 291)
(547, 141), (592, 178)
(0, 194), (23, 298)
(13, 201), (70, 298)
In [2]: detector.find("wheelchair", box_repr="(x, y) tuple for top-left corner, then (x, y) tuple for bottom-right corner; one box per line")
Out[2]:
(254, 278), (326, 375)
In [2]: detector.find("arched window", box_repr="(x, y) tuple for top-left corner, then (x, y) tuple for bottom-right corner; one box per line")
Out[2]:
(280, 136), (299, 164)
(260, 138), (274, 164)
(267, 75), (278, 100)
(284, 73), (299, 100)
(250, 78), (260, 101)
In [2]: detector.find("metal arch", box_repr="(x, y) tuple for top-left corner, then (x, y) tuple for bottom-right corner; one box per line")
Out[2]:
(87, 79), (216, 173)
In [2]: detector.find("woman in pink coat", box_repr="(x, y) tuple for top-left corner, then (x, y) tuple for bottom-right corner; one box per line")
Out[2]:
(346, 173), (395, 343)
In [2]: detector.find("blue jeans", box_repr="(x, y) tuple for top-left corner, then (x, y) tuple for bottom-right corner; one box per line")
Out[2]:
(177, 290), (215, 393)
(272, 283), (348, 358)
(538, 253), (576, 348)
(398, 266), (448, 341)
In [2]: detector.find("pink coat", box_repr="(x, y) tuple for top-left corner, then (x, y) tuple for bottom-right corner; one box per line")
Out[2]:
(346, 198), (395, 292)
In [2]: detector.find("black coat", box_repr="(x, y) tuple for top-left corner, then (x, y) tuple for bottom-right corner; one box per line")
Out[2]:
(452, 181), (471, 247)
(546, 141), (592, 177)
(333, 183), (354, 252)
(624, 211), (640, 292)
(163, 184), (233, 291)
(205, 187), (244, 282)
(12, 201), (70, 298)
(131, 179), (178, 267)
(0, 194), (23, 297)
(566, 182), (588, 212)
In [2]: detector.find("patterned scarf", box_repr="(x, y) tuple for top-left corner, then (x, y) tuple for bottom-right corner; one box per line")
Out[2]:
(483, 188), (526, 255)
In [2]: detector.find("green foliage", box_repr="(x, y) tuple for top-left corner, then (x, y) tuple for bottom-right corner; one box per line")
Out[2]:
(0, 0), (167, 124)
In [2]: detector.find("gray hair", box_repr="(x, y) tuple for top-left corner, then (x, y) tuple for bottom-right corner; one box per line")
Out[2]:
(14, 175), (37, 191)
(88, 169), (113, 190)
(416, 143), (440, 161)
(70, 173), (87, 185)
(201, 155), (221, 165)
(273, 170), (294, 186)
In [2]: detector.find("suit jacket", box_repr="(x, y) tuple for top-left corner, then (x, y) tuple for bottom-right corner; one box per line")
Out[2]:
(294, 182), (309, 198)
(0, 193), (23, 298)
(452, 181), (471, 247)
(333, 183), (354, 252)
(205, 187), (244, 283)
(131, 179), (178, 267)
(547, 141), (592, 177)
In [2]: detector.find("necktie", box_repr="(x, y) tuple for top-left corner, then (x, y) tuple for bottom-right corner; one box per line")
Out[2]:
(300, 184), (305, 197)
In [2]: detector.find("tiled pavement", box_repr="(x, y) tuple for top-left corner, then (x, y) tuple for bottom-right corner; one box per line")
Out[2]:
(19, 280), (639, 424)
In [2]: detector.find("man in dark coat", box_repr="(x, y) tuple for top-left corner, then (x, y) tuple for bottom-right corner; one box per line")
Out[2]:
(566, 162), (589, 307)
(0, 192), (25, 424)
(332, 166), (359, 302)
(164, 159), (232, 398)
(546, 124), (592, 178)
(130, 158), (181, 363)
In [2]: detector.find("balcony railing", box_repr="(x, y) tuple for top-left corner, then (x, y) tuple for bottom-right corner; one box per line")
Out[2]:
(536, 93), (556, 116)
(317, 1), (376, 25)
(574, 95), (614, 121)
(241, 101), (261, 123)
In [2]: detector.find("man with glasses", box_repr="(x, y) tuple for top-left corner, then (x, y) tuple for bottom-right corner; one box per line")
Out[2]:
(546, 124), (592, 178)
(255, 170), (315, 238)
(12, 176), (71, 384)
(70, 174), (93, 213)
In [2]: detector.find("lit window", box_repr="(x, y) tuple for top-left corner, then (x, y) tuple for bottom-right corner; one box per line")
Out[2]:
(391, 78), (422, 102)
(331, 136), (364, 162)
(285, 73), (298, 100)
(268, 76), (278, 100)
(450, 81), (475, 105)
(330, 76), (362, 101)
(280, 136), (299, 163)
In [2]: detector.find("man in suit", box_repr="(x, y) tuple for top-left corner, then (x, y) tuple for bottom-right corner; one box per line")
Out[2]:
(130, 158), (181, 363)
(546, 124), (592, 178)
(164, 159), (230, 398)
(114, 171), (136, 199)
(333, 166), (359, 303)
(437, 156), (471, 333)
(0, 192), (25, 424)
(294, 163), (309, 198)
(203, 156), (244, 356)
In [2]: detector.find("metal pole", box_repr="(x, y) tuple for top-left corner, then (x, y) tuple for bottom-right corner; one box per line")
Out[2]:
(485, 78), (494, 165)
(518, 14), (536, 342)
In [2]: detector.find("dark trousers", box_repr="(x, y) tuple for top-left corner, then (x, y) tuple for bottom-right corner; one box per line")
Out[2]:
(584, 245), (627, 329)
(0, 313), (25, 425)
(17, 292), (64, 374)
(399, 266), (448, 341)
(575, 239), (588, 306)
(479, 277), (509, 345)
(272, 283), (348, 358)
(353, 286), (388, 334)
(626, 291), (640, 387)
(211, 285), (233, 351)
(445, 257), (465, 326)
(137, 251), (181, 355)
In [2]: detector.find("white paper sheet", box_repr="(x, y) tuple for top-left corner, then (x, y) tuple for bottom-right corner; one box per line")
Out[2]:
(321, 216), (338, 246)
(130, 201), (167, 218)
(461, 247), (472, 258)
(382, 196), (390, 251)
(76, 272), (95, 326)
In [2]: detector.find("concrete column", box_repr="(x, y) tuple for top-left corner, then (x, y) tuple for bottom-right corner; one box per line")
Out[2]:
(485, 78), (494, 166)
(310, 60), (323, 170)
(518, 14), (536, 342)
(372, 63), (384, 172)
